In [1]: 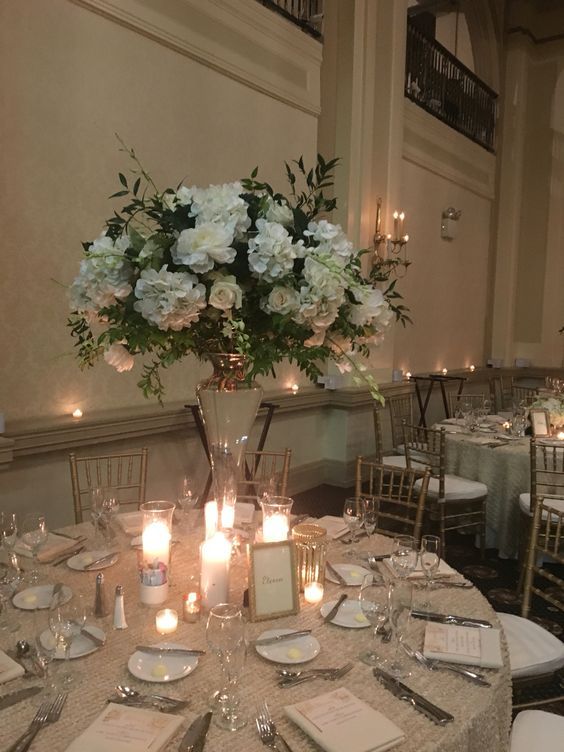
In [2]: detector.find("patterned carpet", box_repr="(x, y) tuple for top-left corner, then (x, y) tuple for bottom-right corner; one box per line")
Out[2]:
(293, 484), (564, 714)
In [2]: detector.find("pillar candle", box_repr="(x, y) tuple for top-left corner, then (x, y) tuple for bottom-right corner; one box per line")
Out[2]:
(221, 500), (235, 530)
(200, 533), (231, 610)
(205, 500), (218, 539)
(142, 520), (171, 569)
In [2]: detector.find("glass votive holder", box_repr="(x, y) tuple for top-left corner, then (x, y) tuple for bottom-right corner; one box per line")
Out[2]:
(183, 576), (201, 623)
(304, 581), (324, 604)
(155, 608), (178, 635)
(292, 523), (328, 592)
(260, 496), (294, 542)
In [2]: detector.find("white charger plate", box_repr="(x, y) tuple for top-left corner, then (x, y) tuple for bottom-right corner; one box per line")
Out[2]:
(255, 628), (321, 664)
(67, 550), (118, 571)
(128, 642), (199, 683)
(13, 585), (73, 610)
(320, 599), (370, 629)
(39, 624), (106, 659)
(325, 563), (371, 586)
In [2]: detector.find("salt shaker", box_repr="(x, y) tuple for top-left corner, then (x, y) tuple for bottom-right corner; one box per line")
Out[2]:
(113, 585), (128, 630)
(93, 573), (109, 618)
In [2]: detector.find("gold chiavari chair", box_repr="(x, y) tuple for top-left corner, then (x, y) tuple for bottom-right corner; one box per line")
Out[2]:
(372, 407), (407, 469)
(402, 423), (488, 558)
(386, 393), (414, 451)
(355, 458), (430, 543)
(489, 375), (509, 415)
(511, 381), (539, 409)
(447, 393), (486, 418)
(237, 448), (292, 504)
(69, 448), (148, 524)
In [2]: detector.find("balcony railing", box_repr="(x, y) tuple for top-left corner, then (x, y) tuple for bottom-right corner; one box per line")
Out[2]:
(257, 0), (323, 39)
(405, 20), (497, 153)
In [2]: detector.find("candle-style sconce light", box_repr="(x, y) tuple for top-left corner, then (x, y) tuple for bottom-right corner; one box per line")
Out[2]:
(373, 197), (410, 278)
(441, 207), (462, 240)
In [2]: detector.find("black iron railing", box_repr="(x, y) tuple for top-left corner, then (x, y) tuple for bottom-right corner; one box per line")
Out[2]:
(257, 0), (323, 39)
(405, 20), (497, 152)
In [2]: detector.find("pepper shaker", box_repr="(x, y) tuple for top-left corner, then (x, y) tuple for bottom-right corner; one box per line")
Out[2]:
(113, 585), (128, 630)
(93, 573), (109, 618)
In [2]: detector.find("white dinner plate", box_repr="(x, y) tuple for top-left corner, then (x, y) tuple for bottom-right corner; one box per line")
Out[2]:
(39, 624), (106, 659)
(67, 550), (118, 571)
(255, 629), (321, 664)
(320, 599), (370, 629)
(13, 585), (73, 610)
(325, 563), (371, 586)
(128, 642), (199, 683)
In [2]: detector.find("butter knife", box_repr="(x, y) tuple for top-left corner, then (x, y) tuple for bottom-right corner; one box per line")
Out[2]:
(81, 628), (106, 647)
(254, 630), (312, 646)
(323, 593), (348, 623)
(179, 711), (212, 752)
(135, 645), (206, 657)
(411, 610), (492, 628)
(0, 686), (42, 711)
(83, 552), (118, 570)
(373, 668), (454, 725)
(325, 562), (348, 587)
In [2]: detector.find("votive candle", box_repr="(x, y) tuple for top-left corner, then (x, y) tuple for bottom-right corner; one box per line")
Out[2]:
(442, 368), (448, 376)
(557, 431), (564, 441)
(304, 581), (324, 604)
(263, 513), (290, 542)
(156, 608), (178, 635)
(183, 591), (201, 623)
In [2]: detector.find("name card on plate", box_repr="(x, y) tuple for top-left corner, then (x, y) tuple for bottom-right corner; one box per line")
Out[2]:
(423, 622), (503, 668)
(248, 541), (299, 621)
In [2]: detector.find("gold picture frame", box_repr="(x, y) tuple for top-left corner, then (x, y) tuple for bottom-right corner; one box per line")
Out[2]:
(248, 540), (300, 622)
(530, 408), (551, 437)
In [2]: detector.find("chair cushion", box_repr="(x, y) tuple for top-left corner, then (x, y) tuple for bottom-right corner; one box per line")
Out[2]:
(382, 455), (408, 469)
(498, 612), (564, 679)
(510, 710), (564, 752)
(519, 492), (564, 517)
(418, 474), (488, 501)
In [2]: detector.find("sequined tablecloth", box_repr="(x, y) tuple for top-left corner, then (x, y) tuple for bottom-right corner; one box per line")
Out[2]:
(0, 526), (511, 752)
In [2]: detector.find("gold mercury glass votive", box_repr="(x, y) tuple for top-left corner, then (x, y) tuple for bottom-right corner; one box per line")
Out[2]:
(292, 523), (328, 592)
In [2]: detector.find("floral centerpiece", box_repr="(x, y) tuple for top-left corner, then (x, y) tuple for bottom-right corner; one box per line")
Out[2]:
(68, 145), (408, 403)
(532, 396), (564, 430)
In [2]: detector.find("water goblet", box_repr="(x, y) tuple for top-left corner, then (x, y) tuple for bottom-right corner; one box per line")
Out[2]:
(358, 574), (388, 666)
(362, 498), (377, 543)
(21, 514), (48, 584)
(91, 487), (119, 545)
(343, 497), (363, 559)
(387, 579), (413, 678)
(48, 595), (87, 688)
(419, 535), (441, 609)
(0, 512), (19, 572)
(390, 535), (418, 579)
(206, 603), (246, 731)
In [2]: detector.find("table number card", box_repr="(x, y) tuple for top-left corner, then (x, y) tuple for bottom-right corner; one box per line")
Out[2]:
(423, 622), (503, 668)
(248, 541), (299, 621)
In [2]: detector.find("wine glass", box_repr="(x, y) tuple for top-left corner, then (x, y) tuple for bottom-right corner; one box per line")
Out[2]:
(419, 535), (441, 609)
(362, 498), (377, 543)
(387, 579), (413, 678)
(358, 574), (388, 666)
(343, 497), (363, 559)
(34, 609), (57, 696)
(48, 595), (87, 687)
(389, 535), (418, 579)
(21, 514), (48, 584)
(0, 512), (19, 573)
(175, 476), (200, 532)
(206, 603), (246, 731)
(91, 487), (119, 546)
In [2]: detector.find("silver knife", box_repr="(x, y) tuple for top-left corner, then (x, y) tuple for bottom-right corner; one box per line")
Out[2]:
(51, 545), (85, 566)
(373, 668), (454, 725)
(81, 628), (106, 647)
(411, 610), (492, 628)
(325, 562), (348, 587)
(179, 711), (212, 752)
(83, 552), (118, 570)
(323, 593), (348, 623)
(50, 582), (64, 606)
(254, 630), (312, 647)
(135, 645), (206, 657)
(0, 686), (42, 711)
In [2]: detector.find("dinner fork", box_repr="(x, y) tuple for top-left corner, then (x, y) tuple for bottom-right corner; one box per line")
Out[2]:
(255, 701), (294, 752)
(402, 643), (491, 686)
(278, 662), (353, 687)
(7, 693), (67, 752)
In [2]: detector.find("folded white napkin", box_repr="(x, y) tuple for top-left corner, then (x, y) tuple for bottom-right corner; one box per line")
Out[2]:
(0, 650), (25, 684)
(423, 622), (503, 668)
(15, 533), (79, 564)
(65, 703), (183, 752)
(116, 511), (143, 536)
(307, 515), (349, 539)
(285, 687), (404, 752)
(383, 557), (457, 579)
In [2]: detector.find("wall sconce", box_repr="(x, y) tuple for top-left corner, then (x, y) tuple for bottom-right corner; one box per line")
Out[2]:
(373, 197), (410, 277)
(441, 207), (462, 240)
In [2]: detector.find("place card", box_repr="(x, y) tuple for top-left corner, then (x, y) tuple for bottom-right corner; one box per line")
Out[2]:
(285, 687), (404, 752)
(65, 703), (183, 752)
(0, 650), (25, 684)
(423, 623), (503, 668)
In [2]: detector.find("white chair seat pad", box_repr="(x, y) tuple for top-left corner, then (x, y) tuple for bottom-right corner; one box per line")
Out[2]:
(498, 612), (564, 679)
(417, 474), (487, 501)
(510, 710), (564, 752)
(382, 455), (408, 469)
(519, 492), (564, 517)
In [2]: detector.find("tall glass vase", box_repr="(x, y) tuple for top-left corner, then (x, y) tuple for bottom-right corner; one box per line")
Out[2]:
(196, 353), (263, 506)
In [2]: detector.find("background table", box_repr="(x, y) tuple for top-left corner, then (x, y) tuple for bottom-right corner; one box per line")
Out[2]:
(0, 526), (512, 752)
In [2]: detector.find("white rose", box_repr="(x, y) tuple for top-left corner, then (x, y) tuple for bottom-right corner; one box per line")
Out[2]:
(161, 192), (178, 211)
(103, 343), (134, 373)
(265, 198), (294, 227)
(188, 182), (250, 238)
(264, 286), (300, 315)
(175, 186), (193, 206)
(172, 222), (236, 273)
(349, 287), (387, 327)
(208, 275), (242, 311)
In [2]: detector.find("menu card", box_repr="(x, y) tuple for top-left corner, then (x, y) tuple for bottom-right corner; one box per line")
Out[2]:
(65, 703), (183, 752)
(423, 622), (503, 668)
(0, 650), (25, 684)
(285, 687), (404, 752)
(306, 516), (349, 539)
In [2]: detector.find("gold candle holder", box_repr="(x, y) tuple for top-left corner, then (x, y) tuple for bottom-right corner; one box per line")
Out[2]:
(292, 523), (328, 592)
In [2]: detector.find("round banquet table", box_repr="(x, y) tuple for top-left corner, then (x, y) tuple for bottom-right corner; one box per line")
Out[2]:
(0, 524), (512, 752)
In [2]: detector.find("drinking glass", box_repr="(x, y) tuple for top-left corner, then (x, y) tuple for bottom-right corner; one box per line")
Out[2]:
(21, 514), (48, 584)
(0, 512), (19, 572)
(362, 498), (377, 542)
(206, 603), (246, 731)
(90, 487), (119, 545)
(390, 535), (418, 579)
(358, 574), (387, 666)
(419, 535), (441, 608)
(343, 497), (363, 559)
(176, 476), (200, 532)
(48, 595), (87, 688)
(387, 579), (413, 678)
(34, 610), (57, 696)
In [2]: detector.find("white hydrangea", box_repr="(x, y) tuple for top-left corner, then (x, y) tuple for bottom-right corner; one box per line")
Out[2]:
(305, 220), (354, 267)
(188, 181), (250, 238)
(103, 342), (134, 372)
(248, 219), (304, 282)
(134, 266), (206, 331)
(172, 222), (236, 273)
(208, 274), (243, 312)
(349, 287), (392, 328)
(265, 197), (294, 227)
(69, 232), (133, 315)
(293, 290), (341, 348)
(263, 286), (300, 316)
(302, 257), (346, 304)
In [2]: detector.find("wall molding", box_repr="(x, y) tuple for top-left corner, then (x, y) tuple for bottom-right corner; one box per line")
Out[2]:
(69, 0), (322, 116)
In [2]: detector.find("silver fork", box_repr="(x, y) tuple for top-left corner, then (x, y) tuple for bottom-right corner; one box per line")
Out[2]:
(6, 693), (66, 752)
(278, 662), (353, 687)
(402, 643), (490, 686)
(256, 701), (294, 752)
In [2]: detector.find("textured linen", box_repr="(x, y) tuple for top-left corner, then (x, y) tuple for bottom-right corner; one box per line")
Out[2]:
(0, 526), (511, 752)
